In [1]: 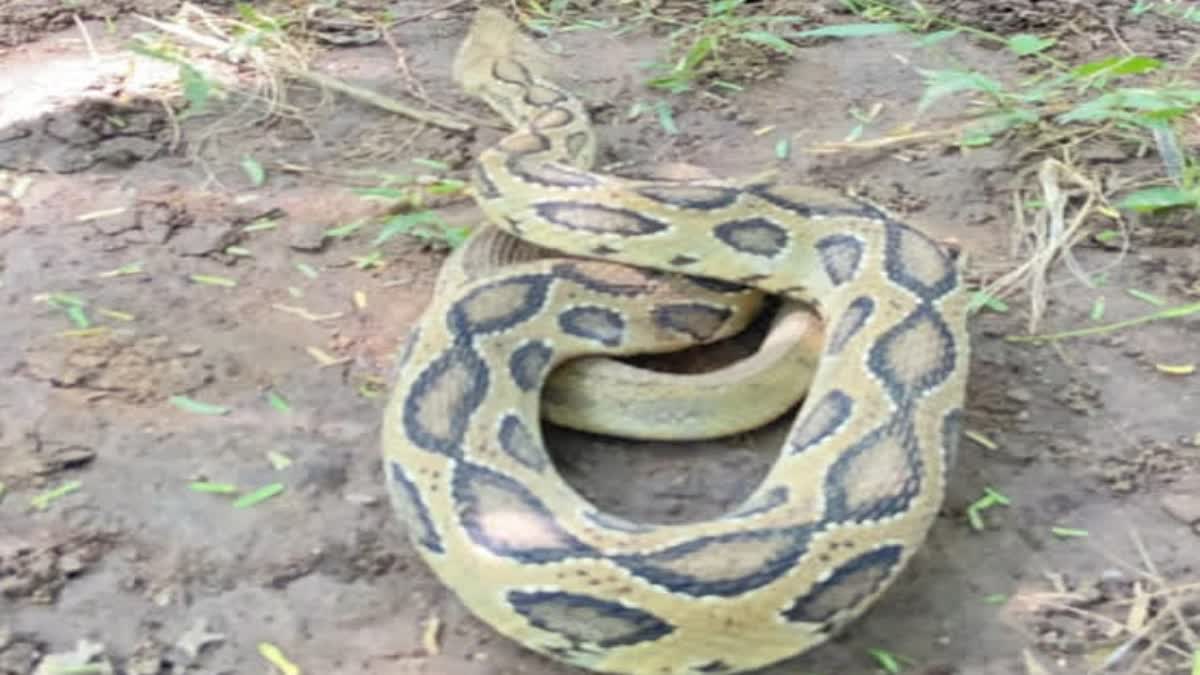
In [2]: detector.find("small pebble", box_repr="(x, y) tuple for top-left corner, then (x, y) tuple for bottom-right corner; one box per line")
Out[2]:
(1006, 387), (1033, 403)
(57, 553), (86, 575)
(176, 344), (203, 356)
(287, 222), (330, 252)
(1160, 493), (1200, 526)
(345, 493), (380, 506)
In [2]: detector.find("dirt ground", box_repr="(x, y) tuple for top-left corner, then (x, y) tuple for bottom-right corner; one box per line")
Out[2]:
(2, 1), (1199, 674)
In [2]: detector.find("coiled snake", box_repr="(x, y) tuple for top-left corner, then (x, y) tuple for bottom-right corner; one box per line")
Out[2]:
(382, 9), (970, 674)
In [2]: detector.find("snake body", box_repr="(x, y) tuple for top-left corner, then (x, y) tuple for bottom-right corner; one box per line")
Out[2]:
(382, 9), (970, 674)
(437, 224), (825, 440)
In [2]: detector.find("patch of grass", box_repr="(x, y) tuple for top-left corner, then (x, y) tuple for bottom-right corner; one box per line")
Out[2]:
(819, 0), (1200, 220)
(169, 395), (230, 415)
(837, 5), (1197, 147)
(642, 0), (804, 94)
(354, 162), (472, 251)
(1119, 153), (1200, 213)
(1050, 526), (1089, 539)
(1007, 300), (1200, 343)
(128, 37), (219, 119)
(1011, 529), (1199, 673)
(866, 647), (908, 673)
(189, 274), (238, 287)
(966, 486), (1011, 531)
(189, 481), (238, 494)
(232, 482), (285, 508)
(42, 292), (91, 328)
(30, 481), (82, 510)
(816, 3), (1200, 331)
(240, 154), (266, 186)
(266, 390), (291, 413)
(519, 0), (616, 34)
(130, 2), (473, 192)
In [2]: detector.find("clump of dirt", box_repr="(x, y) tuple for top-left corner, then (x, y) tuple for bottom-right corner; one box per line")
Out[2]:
(1099, 441), (1198, 496)
(1, 525), (115, 603)
(0, 0), (257, 49)
(23, 334), (215, 404)
(0, 627), (44, 675)
(0, 100), (169, 174)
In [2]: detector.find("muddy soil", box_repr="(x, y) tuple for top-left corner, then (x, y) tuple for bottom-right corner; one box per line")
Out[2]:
(2, 2), (1198, 674)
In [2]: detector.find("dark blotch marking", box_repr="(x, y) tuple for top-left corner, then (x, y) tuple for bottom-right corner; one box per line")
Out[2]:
(714, 217), (790, 258)
(507, 590), (674, 648)
(499, 129), (551, 156)
(565, 131), (591, 160)
(748, 183), (886, 222)
(503, 216), (527, 236)
(775, 284), (813, 297)
(473, 165), (500, 199)
(551, 262), (657, 297)
(448, 274), (552, 337)
(498, 414), (546, 472)
(591, 244), (620, 256)
(670, 254), (700, 267)
(524, 83), (567, 106)
(684, 275), (748, 294)
(815, 234), (865, 286)
(509, 340), (553, 392)
(942, 407), (964, 469)
(652, 303), (733, 341)
(780, 545), (904, 624)
(827, 296), (874, 355)
(867, 304), (957, 404)
(727, 486), (789, 519)
(559, 306), (625, 347)
(695, 660), (733, 673)
(543, 644), (590, 663)
(748, 183), (814, 217)
(531, 107), (574, 130)
(789, 390), (853, 455)
(402, 343), (489, 457)
(883, 222), (958, 299)
(513, 162), (601, 189)
(491, 58), (534, 86)
(613, 527), (813, 598)
(386, 461), (443, 553)
(395, 327), (420, 371)
(822, 418), (922, 524)
(635, 184), (740, 210)
(535, 202), (670, 237)
(453, 462), (594, 563)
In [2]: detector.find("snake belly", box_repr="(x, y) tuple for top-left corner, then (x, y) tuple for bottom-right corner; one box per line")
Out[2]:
(382, 9), (971, 675)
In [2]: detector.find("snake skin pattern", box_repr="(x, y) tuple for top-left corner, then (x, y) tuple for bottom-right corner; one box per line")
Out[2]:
(381, 9), (971, 674)
(434, 204), (825, 441)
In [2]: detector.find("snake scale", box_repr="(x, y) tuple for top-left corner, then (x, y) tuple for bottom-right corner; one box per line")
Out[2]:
(382, 9), (970, 674)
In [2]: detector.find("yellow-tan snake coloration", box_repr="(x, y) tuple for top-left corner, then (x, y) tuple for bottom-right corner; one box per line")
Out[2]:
(433, 150), (826, 443)
(382, 9), (971, 674)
